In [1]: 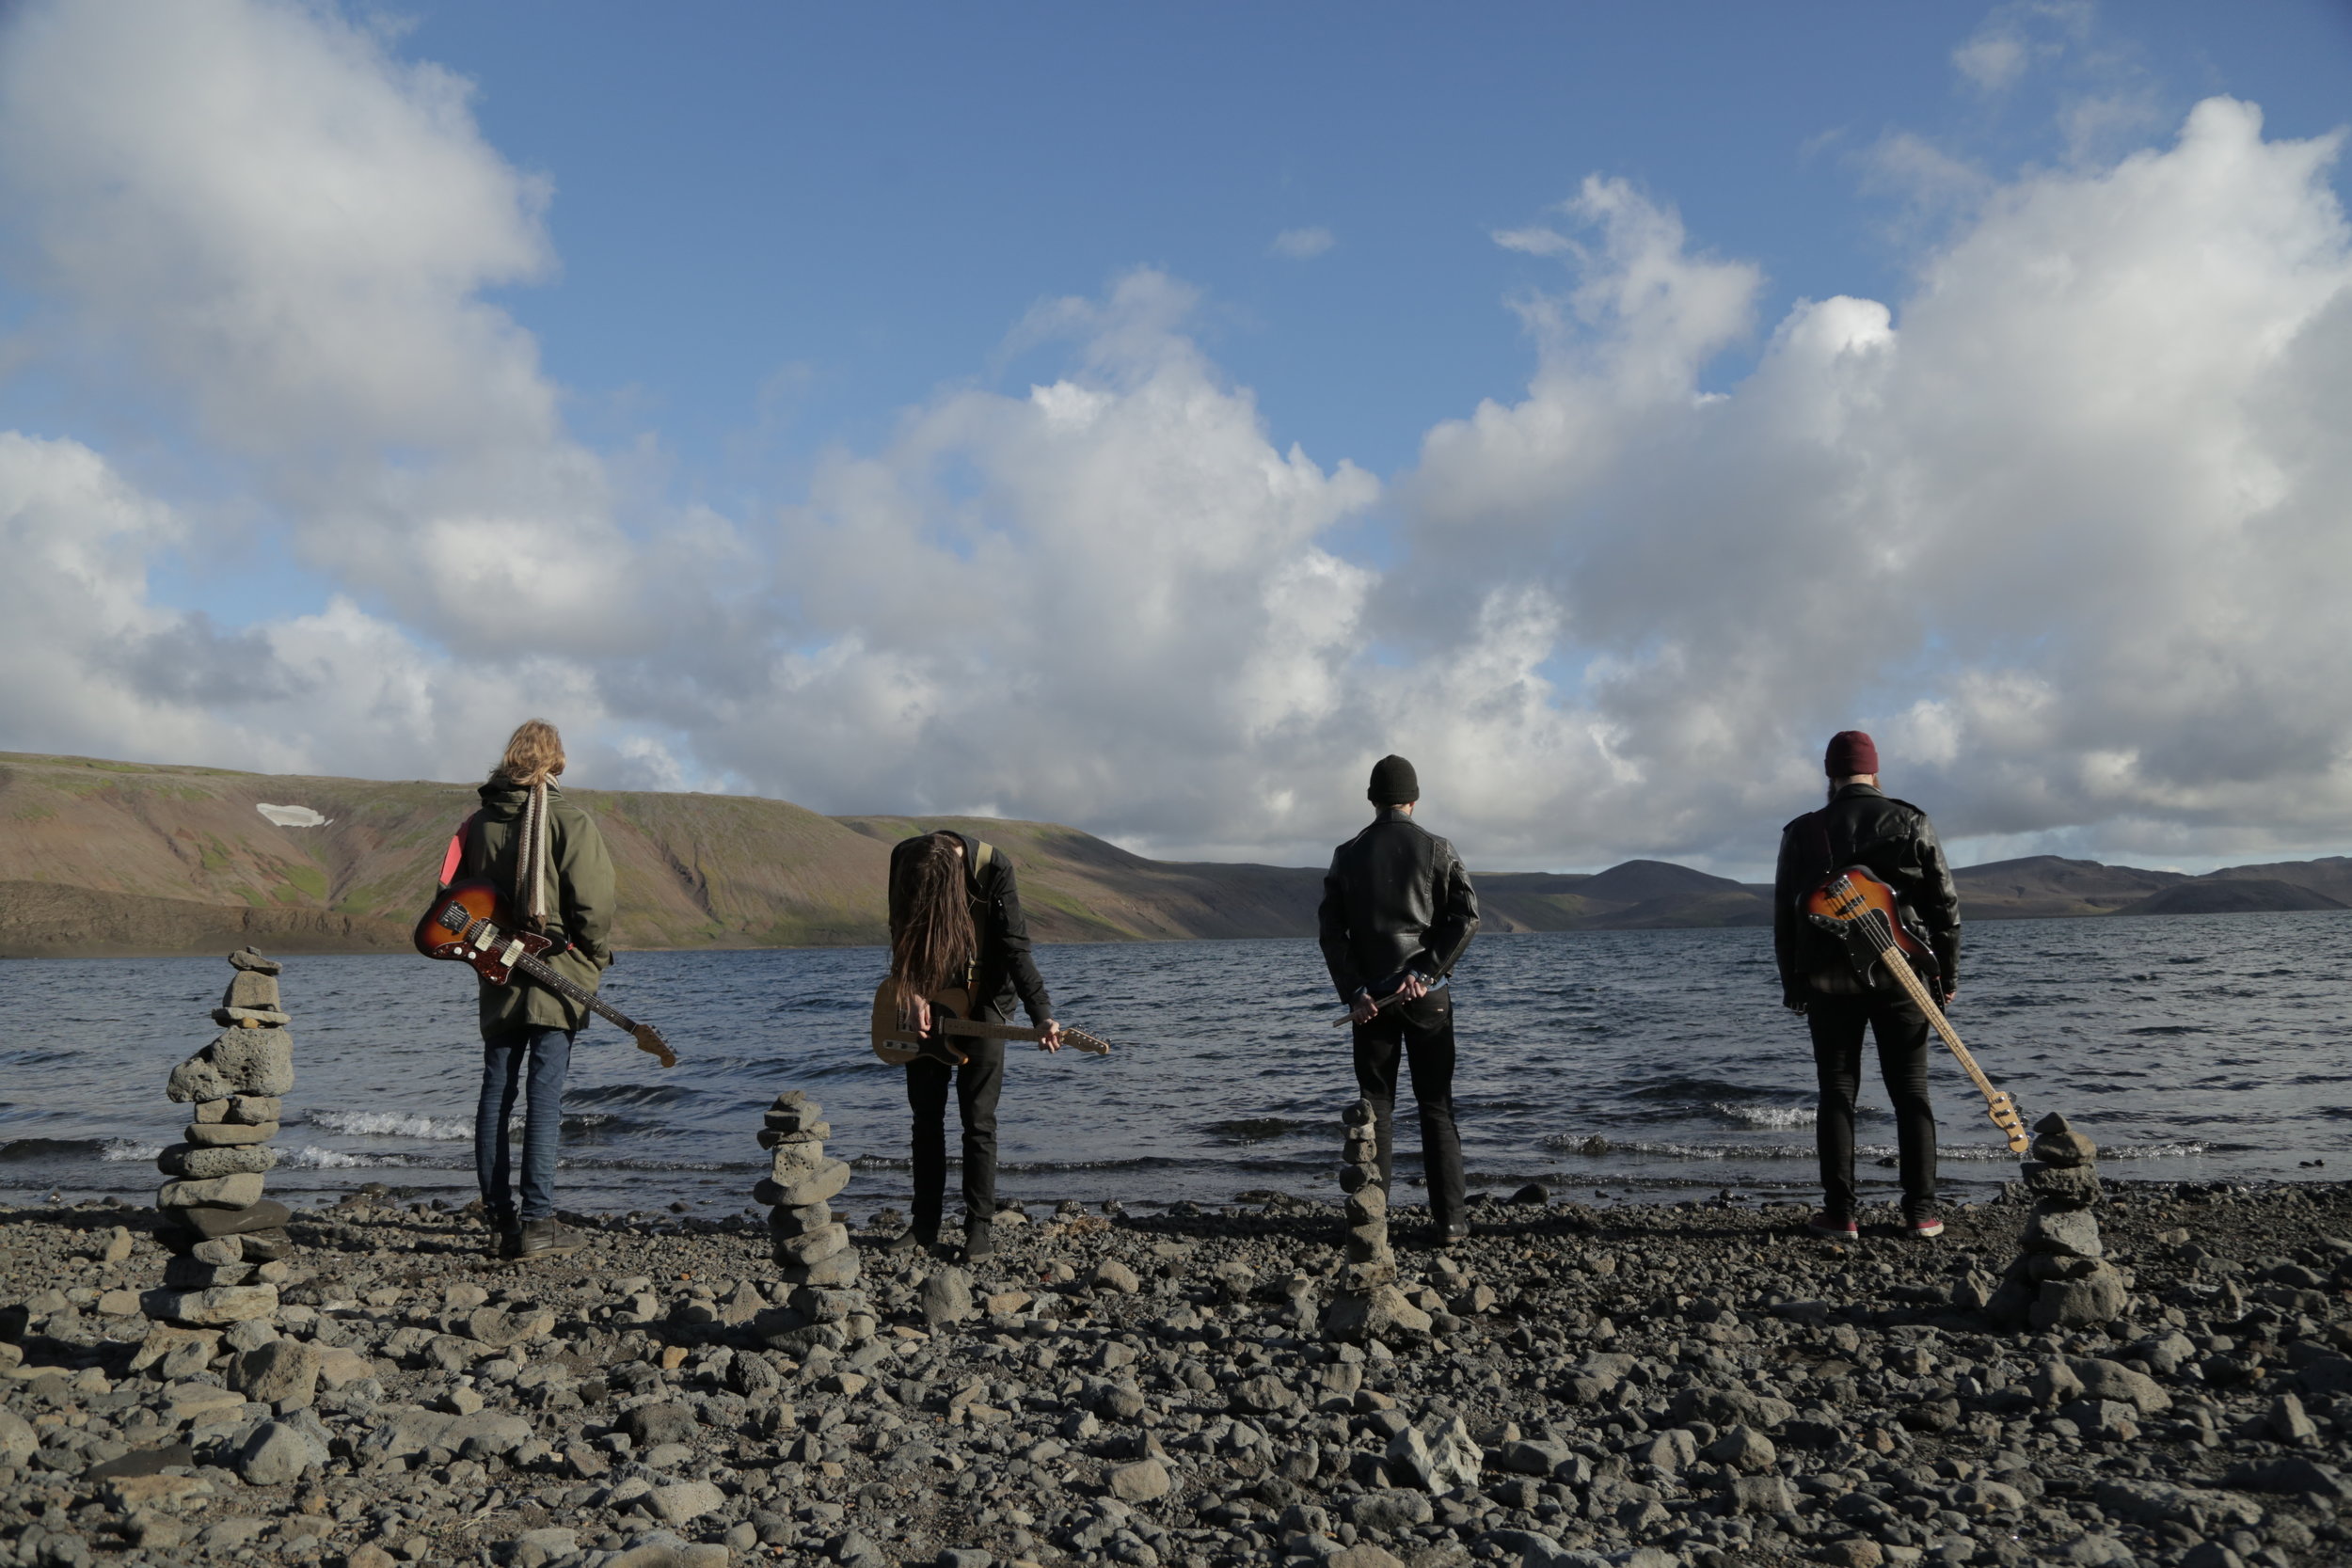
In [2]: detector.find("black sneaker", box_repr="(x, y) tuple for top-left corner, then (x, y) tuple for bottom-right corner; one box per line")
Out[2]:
(962, 1222), (995, 1263)
(516, 1218), (585, 1259)
(1436, 1223), (1471, 1248)
(485, 1212), (519, 1260)
(882, 1227), (938, 1253)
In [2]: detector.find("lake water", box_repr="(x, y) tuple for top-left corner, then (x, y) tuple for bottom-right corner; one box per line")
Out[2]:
(2, 912), (2346, 1221)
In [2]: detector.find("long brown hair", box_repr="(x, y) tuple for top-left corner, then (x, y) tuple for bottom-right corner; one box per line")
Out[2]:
(891, 833), (977, 1003)
(491, 719), (566, 787)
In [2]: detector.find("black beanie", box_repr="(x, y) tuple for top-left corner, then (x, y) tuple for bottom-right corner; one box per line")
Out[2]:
(1368, 754), (1420, 805)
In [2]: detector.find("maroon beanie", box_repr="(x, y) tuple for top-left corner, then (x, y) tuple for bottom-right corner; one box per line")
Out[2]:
(1824, 730), (1879, 778)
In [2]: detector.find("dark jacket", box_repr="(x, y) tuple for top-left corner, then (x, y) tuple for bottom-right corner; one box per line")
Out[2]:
(887, 832), (1053, 1026)
(458, 781), (615, 1036)
(1317, 809), (1481, 1003)
(1773, 783), (1961, 1002)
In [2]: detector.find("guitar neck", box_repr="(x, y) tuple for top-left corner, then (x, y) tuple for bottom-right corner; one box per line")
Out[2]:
(1870, 940), (2000, 1101)
(933, 1018), (1111, 1054)
(939, 1019), (1048, 1041)
(512, 950), (640, 1036)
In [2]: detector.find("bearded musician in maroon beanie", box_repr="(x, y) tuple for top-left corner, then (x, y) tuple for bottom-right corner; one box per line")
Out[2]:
(1773, 731), (1962, 1241)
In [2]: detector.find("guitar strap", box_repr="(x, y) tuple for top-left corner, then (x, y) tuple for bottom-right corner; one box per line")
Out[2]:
(961, 838), (997, 990)
(437, 812), (484, 890)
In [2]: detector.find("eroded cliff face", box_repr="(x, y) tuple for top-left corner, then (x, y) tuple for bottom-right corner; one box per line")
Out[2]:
(0, 752), (896, 958)
(0, 753), (1320, 958)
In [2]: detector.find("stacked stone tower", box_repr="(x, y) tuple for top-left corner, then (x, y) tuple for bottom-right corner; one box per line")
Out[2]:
(1321, 1097), (1430, 1342)
(752, 1090), (875, 1363)
(1988, 1111), (2127, 1331)
(133, 948), (297, 1378)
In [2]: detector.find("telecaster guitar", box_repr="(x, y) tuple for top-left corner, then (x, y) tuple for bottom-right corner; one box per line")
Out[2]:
(415, 879), (676, 1068)
(868, 980), (1112, 1066)
(1804, 866), (2026, 1153)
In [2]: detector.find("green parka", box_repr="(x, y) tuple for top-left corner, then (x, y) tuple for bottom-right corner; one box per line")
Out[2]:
(458, 781), (616, 1036)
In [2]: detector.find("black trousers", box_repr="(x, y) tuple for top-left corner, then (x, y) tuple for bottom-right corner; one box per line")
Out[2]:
(1808, 991), (1937, 1215)
(905, 1037), (1004, 1234)
(1352, 988), (1466, 1232)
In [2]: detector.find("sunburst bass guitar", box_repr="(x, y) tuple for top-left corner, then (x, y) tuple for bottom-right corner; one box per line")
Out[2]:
(415, 879), (676, 1068)
(867, 980), (1113, 1066)
(1804, 866), (2026, 1153)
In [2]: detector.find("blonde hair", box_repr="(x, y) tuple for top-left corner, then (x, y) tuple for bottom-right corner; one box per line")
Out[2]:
(491, 719), (566, 787)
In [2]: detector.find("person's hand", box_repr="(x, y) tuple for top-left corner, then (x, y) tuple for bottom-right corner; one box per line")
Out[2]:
(1942, 989), (1959, 1006)
(1037, 1021), (1064, 1053)
(1783, 990), (1808, 1016)
(897, 995), (932, 1037)
(1396, 972), (1430, 1003)
(1349, 990), (1380, 1024)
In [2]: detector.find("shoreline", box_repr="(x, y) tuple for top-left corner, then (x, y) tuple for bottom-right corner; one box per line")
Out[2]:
(5, 1180), (2350, 1568)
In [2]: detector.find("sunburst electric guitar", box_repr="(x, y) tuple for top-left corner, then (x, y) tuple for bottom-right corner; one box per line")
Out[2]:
(415, 879), (676, 1068)
(867, 979), (1113, 1066)
(1804, 866), (2026, 1153)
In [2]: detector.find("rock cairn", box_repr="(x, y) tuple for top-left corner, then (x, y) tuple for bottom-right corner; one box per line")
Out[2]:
(753, 1090), (875, 1364)
(1321, 1097), (1430, 1342)
(1988, 1110), (2128, 1331)
(132, 946), (297, 1381)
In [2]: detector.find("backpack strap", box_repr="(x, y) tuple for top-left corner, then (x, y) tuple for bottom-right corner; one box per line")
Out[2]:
(971, 839), (995, 879)
(437, 812), (483, 890)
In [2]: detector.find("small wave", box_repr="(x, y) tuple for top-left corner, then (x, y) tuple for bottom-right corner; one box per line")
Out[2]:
(283, 1146), (415, 1170)
(1203, 1117), (1307, 1144)
(0, 1136), (107, 1162)
(101, 1139), (164, 1163)
(305, 1109), (473, 1140)
(564, 1084), (692, 1107)
(1709, 1101), (1817, 1129)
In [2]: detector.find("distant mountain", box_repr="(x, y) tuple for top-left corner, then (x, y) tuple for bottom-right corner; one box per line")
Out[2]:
(1952, 855), (2187, 918)
(1480, 861), (1771, 932)
(3, 750), (2347, 957)
(2114, 879), (2347, 917)
(2201, 856), (2352, 903)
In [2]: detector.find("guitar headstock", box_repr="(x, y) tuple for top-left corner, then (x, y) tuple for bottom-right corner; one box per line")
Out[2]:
(1063, 1028), (1112, 1056)
(634, 1024), (677, 1069)
(1987, 1090), (2027, 1154)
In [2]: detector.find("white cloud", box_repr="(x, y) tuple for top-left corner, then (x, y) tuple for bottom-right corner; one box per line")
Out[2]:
(1, 0), (2348, 879)
(1953, 1), (2090, 94)
(0, 0), (675, 657)
(1270, 226), (1335, 260)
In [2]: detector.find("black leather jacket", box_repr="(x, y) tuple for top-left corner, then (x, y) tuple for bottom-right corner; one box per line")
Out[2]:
(1773, 784), (1961, 1001)
(1317, 809), (1481, 1003)
(887, 832), (1052, 1025)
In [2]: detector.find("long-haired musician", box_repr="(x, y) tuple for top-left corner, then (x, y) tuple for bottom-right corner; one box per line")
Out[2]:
(884, 831), (1061, 1261)
(458, 719), (615, 1260)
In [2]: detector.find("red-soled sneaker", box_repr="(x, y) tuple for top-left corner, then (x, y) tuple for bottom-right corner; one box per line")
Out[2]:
(1806, 1212), (1859, 1241)
(1909, 1213), (1946, 1239)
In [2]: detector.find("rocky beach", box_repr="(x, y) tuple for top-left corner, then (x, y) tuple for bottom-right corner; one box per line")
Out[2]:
(3, 1170), (2350, 1568)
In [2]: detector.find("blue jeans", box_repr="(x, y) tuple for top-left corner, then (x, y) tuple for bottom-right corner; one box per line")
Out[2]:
(477, 1026), (572, 1224)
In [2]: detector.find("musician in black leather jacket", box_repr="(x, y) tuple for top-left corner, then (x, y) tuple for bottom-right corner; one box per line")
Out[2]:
(1772, 731), (1961, 1240)
(1318, 755), (1481, 1243)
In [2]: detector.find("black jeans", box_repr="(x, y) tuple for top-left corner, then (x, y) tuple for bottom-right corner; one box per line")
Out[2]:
(1352, 988), (1466, 1232)
(1808, 991), (1937, 1216)
(906, 1037), (1004, 1234)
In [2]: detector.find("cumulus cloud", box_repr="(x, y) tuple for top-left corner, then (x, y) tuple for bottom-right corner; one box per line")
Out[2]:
(0, 0), (2348, 877)
(0, 0), (678, 656)
(1270, 226), (1335, 260)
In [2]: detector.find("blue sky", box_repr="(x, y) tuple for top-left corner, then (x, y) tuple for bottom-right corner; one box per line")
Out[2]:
(1, 0), (2349, 875)
(399, 1), (2352, 495)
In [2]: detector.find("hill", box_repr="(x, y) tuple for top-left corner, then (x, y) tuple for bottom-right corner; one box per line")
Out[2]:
(1950, 855), (2187, 918)
(2113, 879), (2348, 917)
(4, 751), (2350, 957)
